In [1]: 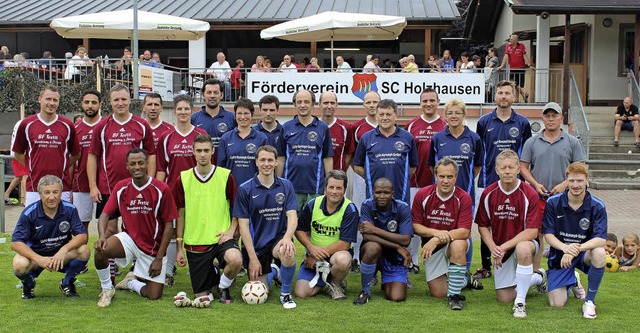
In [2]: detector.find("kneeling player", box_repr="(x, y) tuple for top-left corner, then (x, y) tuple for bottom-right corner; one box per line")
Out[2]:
(412, 158), (472, 310)
(235, 145), (299, 309)
(294, 170), (358, 300)
(354, 178), (413, 305)
(173, 134), (242, 307)
(544, 162), (607, 319)
(476, 150), (545, 318)
(94, 149), (177, 307)
(12, 175), (90, 299)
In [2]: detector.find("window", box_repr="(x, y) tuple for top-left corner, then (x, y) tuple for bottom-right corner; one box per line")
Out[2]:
(619, 23), (635, 76)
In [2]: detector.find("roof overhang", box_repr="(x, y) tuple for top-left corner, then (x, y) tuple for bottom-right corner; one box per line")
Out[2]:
(506, 0), (640, 15)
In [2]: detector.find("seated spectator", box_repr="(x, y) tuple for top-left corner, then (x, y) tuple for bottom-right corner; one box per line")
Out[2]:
(472, 55), (482, 68)
(405, 55), (419, 73)
(425, 55), (440, 73)
(139, 50), (159, 68)
(278, 54), (297, 72)
(264, 57), (274, 72)
(614, 96), (640, 147)
(116, 46), (134, 80)
(439, 50), (455, 72)
(65, 47), (93, 81)
(251, 55), (267, 72)
(335, 56), (352, 73)
(363, 54), (381, 73)
(458, 52), (475, 73)
(207, 52), (232, 100)
(1, 45), (9, 57)
(152, 52), (164, 69)
(38, 51), (53, 69)
(306, 57), (321, 72)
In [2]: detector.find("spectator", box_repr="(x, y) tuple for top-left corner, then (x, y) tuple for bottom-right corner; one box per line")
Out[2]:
(458, 52), (475, 73)
(207, 52), (232, 101)
(335, 56), (352, 73)
(139, 50), (159, 68)
(65, 47), (93, 81)
(264, 57), (274, 72)
(363, 54), (381, 73)
(116, 46), (134, 80)
(38, 51), (53, 69)
(425, 55), (440, 73)
(278, 54), (297, 73)
(613, 96), (640, 147)
(231, 59), (245, 100)
(251, 55), (267, 72)
(306, 57), (321, 72)
(497, 34), (535, 103)
(486, 48), (500, 68)
(152, 52), (164, 69)
(1, 45), (9, 57)
(439, 50), (455, 72)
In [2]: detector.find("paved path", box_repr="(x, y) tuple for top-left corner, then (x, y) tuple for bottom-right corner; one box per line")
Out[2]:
(1, 189), (637, 241)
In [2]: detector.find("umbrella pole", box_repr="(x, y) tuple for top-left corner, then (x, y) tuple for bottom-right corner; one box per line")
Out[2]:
(132, 0), (139, 99)
(331, 38), (334, 69)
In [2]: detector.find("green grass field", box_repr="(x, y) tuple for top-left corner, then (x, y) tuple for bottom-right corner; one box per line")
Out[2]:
(0, 234), (637, 333)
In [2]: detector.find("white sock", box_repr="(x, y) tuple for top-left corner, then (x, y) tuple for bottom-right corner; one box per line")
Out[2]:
(219, 273), (234, 289)
(128, 279), (146, 295)
(514, 264), (533, 304)
(165, 239), (177, 277)
(530, 272), (543, 285)
(97, 268), (113, 290)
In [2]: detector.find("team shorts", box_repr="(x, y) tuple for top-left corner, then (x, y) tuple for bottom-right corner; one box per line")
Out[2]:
(72, 192), (96, 222)
(26, 191), (71, 207)
(547, 251), (589, 292)
(242, 234), (284, 275)
(494, 239), (539, 289)
(509, 69), (526, 88)
(424, 239), (471, 282)
(113, 232), (166, 284)
(11, 160), (28, 177)
(379, 256), (408, 285)
(26, 250), (71, 278)
(186, 240), (240, 294)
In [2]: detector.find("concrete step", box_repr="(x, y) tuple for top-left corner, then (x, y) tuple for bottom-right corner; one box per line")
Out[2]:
(589, 152), (640, 161)
(589, 169), (640, 178)
(590, 179), (640, 190)
(584, 106), (615, 114)
(590, 144), (640, 153)
(590, 136), (639, 145)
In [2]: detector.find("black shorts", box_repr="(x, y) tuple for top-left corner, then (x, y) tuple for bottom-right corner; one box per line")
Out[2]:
(242, 234), (283, 276)
(95, 194), (111, 219)
(186, 240), (240, 294)
(509, 69), (526, 88)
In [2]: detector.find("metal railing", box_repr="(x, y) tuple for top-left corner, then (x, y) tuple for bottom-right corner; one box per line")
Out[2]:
(568, 71), (590, 159)
(628, 71), (640, 107)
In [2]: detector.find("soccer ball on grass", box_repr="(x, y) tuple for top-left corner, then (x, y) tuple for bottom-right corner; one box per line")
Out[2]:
(242, 281), (268, 304)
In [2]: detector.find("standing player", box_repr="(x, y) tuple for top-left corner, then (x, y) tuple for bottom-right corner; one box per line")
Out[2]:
(294, 170), (358, 300)
(94, 149), (177, 307)
(474, 80), (532, 279)
(191, 79), (236, 154)
(319, 92), (355, 172)
(475, 150), (544, 318)
(217, 98), (268, 186)
(354, 178), (413, 305)
(254, 95), (283, 147)
(73, 89), (103, 236)
(405, 87), (447, 272)
(142, 93), (173, 147)
(12, 175), (90, 299)
(12, 84), (79, 206)
(497, 34), (535, 103)
(277, 89), (333, 211)
(544, 162), (607, 319)
(173, 134), (242, 306)
(235, 145), (299, 309)
(412, 158), (472, 310)
(155, 94), (207, 287)
(354, 99), (418, 205)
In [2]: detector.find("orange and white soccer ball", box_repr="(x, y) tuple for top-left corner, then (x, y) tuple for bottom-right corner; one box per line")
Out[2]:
(241, 281), (268, 304)
(605, 254), (619, 272)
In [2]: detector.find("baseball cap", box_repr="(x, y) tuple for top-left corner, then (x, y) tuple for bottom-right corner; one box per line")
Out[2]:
(65, 52), (73, 59)
(542, 102), (562, 114)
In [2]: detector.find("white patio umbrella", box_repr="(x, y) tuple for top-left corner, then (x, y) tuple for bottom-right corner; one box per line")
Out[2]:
(260, 11), (407, 68)
(50, 9), (210, 40)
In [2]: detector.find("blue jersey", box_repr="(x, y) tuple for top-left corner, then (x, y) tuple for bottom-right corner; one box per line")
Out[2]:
(254, 121), (283, 148)
(233, 175), (298, 254)
(190, 106), (237, 149)
(217, 128), (269, 186)
(298, 196), (359, 244)
(277, 116), (333, 194)
(428, 126), (484, 199)
(542, 191), (608, 269)
(476, 109), (532, 187)
(360, 198), (413, 265)
(353, 126), (418, 204)
(12, 200), (86, 255)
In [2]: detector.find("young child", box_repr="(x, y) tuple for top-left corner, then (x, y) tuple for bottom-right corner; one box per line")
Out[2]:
(604, 233), (618, 255)
(615, 233), (640, 272)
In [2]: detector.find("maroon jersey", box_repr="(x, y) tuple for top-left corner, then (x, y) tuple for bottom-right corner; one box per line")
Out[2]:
(412, 184), (472, 246)
(103, 177), (178, 256)
(12, 114), (78, 192)
(327, 118), (355, 172)
(89, 114), (156, 194)
(475, 180), (540, 246)
(73, 118), (101, 192)
(156, 126), (207, 186)
(352, 117), (376, 144)
(405, 115), (447, 187)
(150, 121), (174, 147)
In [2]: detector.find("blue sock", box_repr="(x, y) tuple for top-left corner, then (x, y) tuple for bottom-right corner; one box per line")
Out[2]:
(63, 258), (88, 285)
(15, 272), (35, 287)
(267, 267), (277, 289)
(279, 263), (295, 294)
(465, 238), (473, 271)
(360, 263), (377, 294)
(586, 266), (604, 303)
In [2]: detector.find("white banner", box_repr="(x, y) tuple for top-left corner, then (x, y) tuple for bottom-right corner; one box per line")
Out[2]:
(138, 66), (174, 101)
(246, 72), (485, 104)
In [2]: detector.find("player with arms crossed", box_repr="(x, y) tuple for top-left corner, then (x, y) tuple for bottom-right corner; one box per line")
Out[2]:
(412, 158), (472, 310)
(543, 162), (607, 319)
(475, 149), (544, 318)
(235, 145), (299, 309)
(93, 148), (177, 307)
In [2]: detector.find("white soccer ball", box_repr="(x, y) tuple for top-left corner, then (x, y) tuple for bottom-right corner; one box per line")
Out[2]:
(241, 281), (268, 305)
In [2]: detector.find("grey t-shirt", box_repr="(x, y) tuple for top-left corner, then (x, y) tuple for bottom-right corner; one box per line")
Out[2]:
(521, 130), (587, 191)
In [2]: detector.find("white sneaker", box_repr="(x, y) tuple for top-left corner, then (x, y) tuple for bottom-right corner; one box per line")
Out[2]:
(173, 291), (192, 307)
(582, 301), (597, 319)
(115, 272), (136, 291)
(97, 288), (115, 308)
(513, 303), (527, 318)
(572, 271), (586, 299)
(280, 293), (297, 309)
(535, 268), (548, 294)
(192, 293), (213, 308)
(327, 282), (346, 300)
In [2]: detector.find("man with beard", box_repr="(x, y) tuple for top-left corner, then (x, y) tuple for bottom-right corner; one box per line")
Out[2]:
(191, 79), (237, 159)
